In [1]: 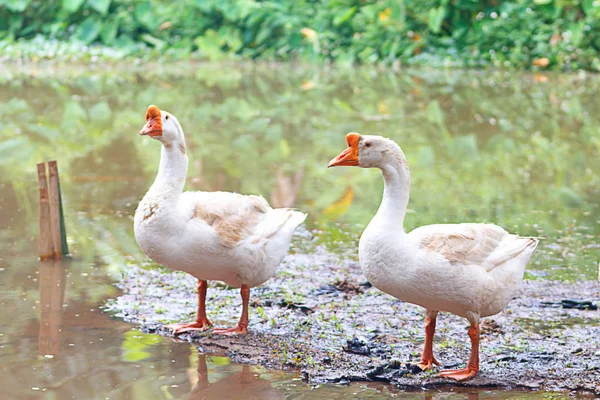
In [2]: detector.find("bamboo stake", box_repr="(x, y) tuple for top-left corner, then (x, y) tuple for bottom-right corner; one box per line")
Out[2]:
(48, 161), (62, 259)
(37, 162), (54, 260)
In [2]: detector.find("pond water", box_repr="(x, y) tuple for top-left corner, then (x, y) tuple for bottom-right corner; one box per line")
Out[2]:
(0, 63), (597, 399)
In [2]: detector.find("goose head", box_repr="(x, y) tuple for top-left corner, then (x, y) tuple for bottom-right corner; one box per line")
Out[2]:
(328, 132), (406, 169)
(139, 105), (183, 145)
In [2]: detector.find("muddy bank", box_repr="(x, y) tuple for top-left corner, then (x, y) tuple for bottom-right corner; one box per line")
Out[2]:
(106, 237), (600, 395)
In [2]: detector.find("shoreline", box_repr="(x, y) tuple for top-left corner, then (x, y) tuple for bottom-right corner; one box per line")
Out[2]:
(106, 243), (600, 395)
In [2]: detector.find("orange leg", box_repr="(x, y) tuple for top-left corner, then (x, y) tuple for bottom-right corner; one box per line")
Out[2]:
(213, 285), (250, 336)
(438, 323), (480, 381)
(165, 280), (212, 334)
(418, 310), (440, 371)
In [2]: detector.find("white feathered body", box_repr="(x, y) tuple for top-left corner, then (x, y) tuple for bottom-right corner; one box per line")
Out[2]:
(360, 222), (538, 320)
(134, 123), (305, 289)
(135, 188), (305, 288)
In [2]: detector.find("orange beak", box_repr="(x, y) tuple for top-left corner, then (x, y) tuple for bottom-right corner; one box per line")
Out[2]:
(328, 133), (361, 167)
(139, 105), (163, 136)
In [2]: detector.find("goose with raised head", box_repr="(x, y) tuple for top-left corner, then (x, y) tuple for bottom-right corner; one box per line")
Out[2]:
(328, 133), (538, 381)
(134, 105), (306, 335)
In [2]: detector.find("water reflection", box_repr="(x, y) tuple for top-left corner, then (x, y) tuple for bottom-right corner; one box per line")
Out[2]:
(38, 260), (66, 357)
(423, 393), (479, 400)
(270, 168), (304, 209)
(188, 354), (283, 400)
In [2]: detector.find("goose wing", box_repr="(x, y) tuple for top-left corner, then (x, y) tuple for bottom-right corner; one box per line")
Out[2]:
(409, 223), (511, 270)
(182, 191), (271, 248)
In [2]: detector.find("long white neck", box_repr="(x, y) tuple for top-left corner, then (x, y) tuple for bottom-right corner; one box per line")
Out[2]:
(148, 138), (188, 202)
(372, 158), (410, 232)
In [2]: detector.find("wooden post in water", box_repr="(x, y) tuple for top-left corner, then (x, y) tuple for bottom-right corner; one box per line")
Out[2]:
(48, 161), (62, 259)
(37, 163), (54, 260)
(56, 163), (69, 256)
(38, 160), (68, 260)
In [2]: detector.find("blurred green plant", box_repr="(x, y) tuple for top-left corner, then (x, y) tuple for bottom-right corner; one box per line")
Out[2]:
(1, 0), (600, 70)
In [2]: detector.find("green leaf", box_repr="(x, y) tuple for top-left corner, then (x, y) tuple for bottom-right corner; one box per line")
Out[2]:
(62, 0), (85, 14)
(194, 30), (224, 60)
(192, 0), (215, 12)
(227, 0), (256, 20)
(568, 21), (585, 47)
(76, 17), (102, 44)
(134, 1), (156, 30)
(333, 7), (356, 27)
(89, 0), (111, 15)
(141, 34), (166, 49)
(114, 34), (135, 49)
(255, 27), (271, 45)
(6, 0), (31, 12)
(582, 0), (596, 16)
(533, 0), (553, 4)
(216, 26), (242, 52)
(388, 0), (405, 26)
(427, 6), (445, 34)
(401, 42), (420, 57)
(6, 15), (23, 34)
(100, 19), (118, 45)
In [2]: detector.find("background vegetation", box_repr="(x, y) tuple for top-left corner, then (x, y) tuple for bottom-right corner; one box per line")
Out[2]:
(2, 0), (600, 70)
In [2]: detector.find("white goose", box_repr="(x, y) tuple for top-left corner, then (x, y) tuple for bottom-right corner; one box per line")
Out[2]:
(328, 133), (538, 381)
(134, 105), (306, 335)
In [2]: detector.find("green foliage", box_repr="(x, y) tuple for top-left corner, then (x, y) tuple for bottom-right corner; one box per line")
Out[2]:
(1, 0), (600, 70)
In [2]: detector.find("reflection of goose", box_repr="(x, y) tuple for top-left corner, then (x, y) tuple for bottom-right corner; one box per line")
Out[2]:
(329, 133), (538, 381)
(187, 354), (283, 400)
(134, 106), (306, 335)
(38, 260), (66, 356)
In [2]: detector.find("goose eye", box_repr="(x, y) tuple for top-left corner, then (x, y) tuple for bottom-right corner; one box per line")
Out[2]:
(365, 142), (372, 148)
(165, 115), (169, 120)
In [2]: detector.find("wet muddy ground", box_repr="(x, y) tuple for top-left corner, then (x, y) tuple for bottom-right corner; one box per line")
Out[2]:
(106, 234), (600, 396)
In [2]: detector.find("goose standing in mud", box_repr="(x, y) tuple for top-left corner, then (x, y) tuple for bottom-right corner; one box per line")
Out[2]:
(328, 133), (538, 381)
(134, 105), (306, 335)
